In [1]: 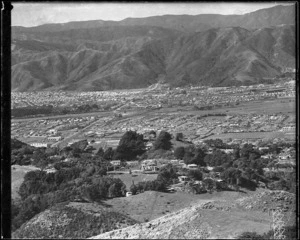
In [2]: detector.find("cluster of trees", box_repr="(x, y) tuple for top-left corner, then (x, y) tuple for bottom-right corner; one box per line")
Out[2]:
(12, 141), (129, 232)
(140, 131), (174, 160)
(130, 180), (166, 194)
(96, 130), (174, 161)
(12, 106), (54, 118)
(203, 138), (236, 149)
(13, 161), (126, 231)
(114, 131), (146, 161)
(198, 141), (295, 193)
(174, 146), (206, 166)
(265, 170), (296, 192)
(11, 139), (61, 167)
(12, 102), (118, 118)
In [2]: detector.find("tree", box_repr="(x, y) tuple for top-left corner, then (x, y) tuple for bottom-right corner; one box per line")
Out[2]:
(96, 147), (104, 157)
(108, 184), (118, 198)
(174, 147), (185, 160)
(103, 147), (114, 160)
(203, 178), (214, 193)
(114, 131), (146, 161)
(183, 145), (195, 164)
(191, 148), (206, 166)
(175, 133), (184, 141)
(153, 131), (172, 150)
(233, 148), (240, 160)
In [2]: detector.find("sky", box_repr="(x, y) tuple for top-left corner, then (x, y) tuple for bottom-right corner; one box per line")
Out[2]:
(12, 1), (294, 27)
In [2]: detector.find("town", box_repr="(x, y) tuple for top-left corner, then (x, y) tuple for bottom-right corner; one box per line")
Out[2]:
(11, 81), (296, 239)
(12, 81), (295, 150)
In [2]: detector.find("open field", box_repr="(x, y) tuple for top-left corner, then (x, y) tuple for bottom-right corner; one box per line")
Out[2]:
(230, 99), (295, 115)
(155, 98), (295, 116)
(104, 191), (208, 222)
(205, 131), (295, 140)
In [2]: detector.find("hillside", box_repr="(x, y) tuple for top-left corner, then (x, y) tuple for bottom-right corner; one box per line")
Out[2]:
(11, 5), (295, 91)
(12, 201), (138, 239)
(90, 190), (295, 239)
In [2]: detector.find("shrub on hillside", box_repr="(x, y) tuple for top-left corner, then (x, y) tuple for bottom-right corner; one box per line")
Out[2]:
(12, 203), (138, 239)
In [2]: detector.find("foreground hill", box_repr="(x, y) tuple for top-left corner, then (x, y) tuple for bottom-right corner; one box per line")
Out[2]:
(11, 5), (295, 91)
(90, 190), (295, 239)
(90, 199), (270, 239)
(11, 189), (295, 239)
(12, 201), (138, 239)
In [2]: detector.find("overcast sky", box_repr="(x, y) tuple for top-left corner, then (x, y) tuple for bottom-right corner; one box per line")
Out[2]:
(12, 2), (294, 27)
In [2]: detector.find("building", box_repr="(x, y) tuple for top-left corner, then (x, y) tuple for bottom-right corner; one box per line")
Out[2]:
(187, 164), (198, 170)
(170, 160), (179, 165)
(178, 176), (190, 182)
(48, 136), (62, 141)
(281, 126), (295, 132)
(221, 149), (234, 154)
(30, 142), (52, 148)
(141, 165), (159, 172)
(141, 159), (158, 172)
(126, 161), (139, 167)
(48, 129), (57, 135)
(110, 160), (121, 166)
(142, 159), (157, 166)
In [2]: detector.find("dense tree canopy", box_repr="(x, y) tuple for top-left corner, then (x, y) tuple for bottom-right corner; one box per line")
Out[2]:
(114, 131), (146, 161)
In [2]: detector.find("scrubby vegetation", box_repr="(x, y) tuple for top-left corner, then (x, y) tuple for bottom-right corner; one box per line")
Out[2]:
(12, 202), (138, 239)
(238, 225), (298, 239)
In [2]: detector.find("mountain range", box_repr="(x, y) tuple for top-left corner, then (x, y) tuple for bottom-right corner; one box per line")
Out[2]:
(11, 4), (295, 91)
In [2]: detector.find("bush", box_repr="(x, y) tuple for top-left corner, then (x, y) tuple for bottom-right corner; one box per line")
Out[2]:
(130, 184), (138, 195)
